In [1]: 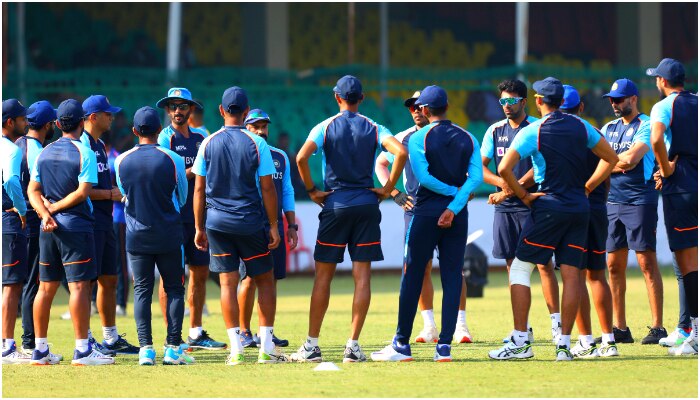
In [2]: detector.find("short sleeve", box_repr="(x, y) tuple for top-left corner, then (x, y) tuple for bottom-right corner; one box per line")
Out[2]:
(480, 125), (495, 159)
(650, 100), (672, 129)
(306, 122), (325, 151)
(584, 122), (604, 149)
(509, 124), (538, 158)
(157, 129), (171, 149)
(632, 119), (652, 148)
(192, 136), (210, 177)
(377, 124), (393, 151)
(256, 139), (276, 177)
(79, 145), (98, 184)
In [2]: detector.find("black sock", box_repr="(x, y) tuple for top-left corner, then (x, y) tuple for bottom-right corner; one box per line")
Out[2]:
(682, 271), (698, 318)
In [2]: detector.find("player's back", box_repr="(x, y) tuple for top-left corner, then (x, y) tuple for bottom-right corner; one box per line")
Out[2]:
(322, 111), (379, 190)
(666, 91), (698, 194)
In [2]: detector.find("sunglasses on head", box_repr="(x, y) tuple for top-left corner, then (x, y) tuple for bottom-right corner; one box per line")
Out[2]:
(499, 97), (523, 106)
(609, 97), (628, 104)
(168, 103), (190, 111)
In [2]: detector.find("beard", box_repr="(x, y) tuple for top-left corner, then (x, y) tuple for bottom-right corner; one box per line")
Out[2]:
(171, 110), (191, 126)
(613, 105), (632, 118)
(45, 125), (55, 141)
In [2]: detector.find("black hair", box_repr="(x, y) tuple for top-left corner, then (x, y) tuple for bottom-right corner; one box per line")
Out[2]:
(1, 119), (10, 129)
(428, 106), (448, 116)
(58, 117), (80, 133)
(498, 79), (528, 99)
(667, 76), (685, 88)
(542, 97), (563, 109)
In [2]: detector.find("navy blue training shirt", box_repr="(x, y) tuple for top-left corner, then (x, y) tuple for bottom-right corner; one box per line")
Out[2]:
(81, 131), (113, 231)
(15, 135), (43, 235)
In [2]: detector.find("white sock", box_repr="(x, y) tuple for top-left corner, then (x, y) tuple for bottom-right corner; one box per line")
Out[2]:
(227, 327), (243, 354)
(550, 313), (561, 328)
(306, 336), (319, 348)
(691, 317), (698, 342)
(76, 338), (89, 353)
(457, 310), (467, 327)
(579, 335), (594, 347)
(346, 338), (358, 348)
(103, 326), (119, 345)
(558, 334), (571, 349)
(3, 338), (15, 351)
(421, 309), (436, 329)
(36, 338), (49, 352)
(512, 330), (528, 346)
(189, 326), (203, 340)
(260, 326), (274, 353)
(602, 332), (615, 344)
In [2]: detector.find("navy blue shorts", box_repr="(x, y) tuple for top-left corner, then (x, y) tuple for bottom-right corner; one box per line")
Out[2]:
(492, 211), (530, 260)
(606, 203), (657, 252)
(2, 233), (28, 285)
(585, 208), (608, 270)
(208, 228), (273, 277)
(39, 230), (97, 283)
(515, 207), (589, 269)
(94, 228), (118, 276)
(662, 193), (698, 251)
(240, 224), (286, 280)
(183, 223), (210, 266)
(314, 204), (383, 263)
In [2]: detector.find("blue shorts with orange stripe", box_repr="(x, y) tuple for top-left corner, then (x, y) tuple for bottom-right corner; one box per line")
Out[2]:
(515, 206), (589, 269)
(2, 233), (28, 285)
(662, 193), (698, 251)
(314, 204), (383, 263)
(207, 228), (273, 277)
(39, 230), (97, 283)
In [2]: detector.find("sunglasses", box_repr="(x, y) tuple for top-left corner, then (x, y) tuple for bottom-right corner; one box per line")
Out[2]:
(168, 103), (191, 111)
(609, 97), (628, 104)
(499, 97), (523, 106)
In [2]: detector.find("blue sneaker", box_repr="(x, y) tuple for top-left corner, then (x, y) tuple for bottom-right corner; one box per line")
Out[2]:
(103, 334), (140, 355)
(253, 333), (289, 348)
(89, 336), (117, 357)
(163, 345), (195, 365)
(371, 338), (413, 362)
(30, 347), (54, 365)
(240, 330), (257, 349)
(71, 343), (115, 366)
(187, 330), (227, 351)
(434, 344), (452, 362)
(139, 346), (156, 366)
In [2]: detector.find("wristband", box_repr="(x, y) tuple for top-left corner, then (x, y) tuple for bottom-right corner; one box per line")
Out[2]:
(393, 191), (410, 207)
(287, 224), (298, 231)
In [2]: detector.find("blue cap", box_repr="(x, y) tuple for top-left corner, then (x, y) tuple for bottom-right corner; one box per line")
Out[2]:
(416, 85), (448, 108)
(646, 58), (685, 82)
(533, 77), (564, 103)
(56, 99), (85, 127)
(333, 75), (363, 101)
(602, 78), (639, 98)
(244, 108), (272, 125)
(2, 99), (27, 122)
(222, 86), (249, 114)
(156, 87), (203, 109)
(26, 100), (57, 127)
(133, 106), (162, 135)
(561, 85), (581, 109)
(83, 95), (122, 116)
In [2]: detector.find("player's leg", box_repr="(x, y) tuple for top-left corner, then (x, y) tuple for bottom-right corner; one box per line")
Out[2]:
(636, 250), (666, 342)
(220, 269), (244, 364)
(256, 225), (290, 348)
(454, 276), (473, 344)
(350, 261), (371, 341)
(414, 207), (436, 343)
(20, 234), (40, 353)
(537, 260), (561, 343)
(158, 278), (168, 326)
(500, 211), (534, 343)
(607, 249), (629, 330)
(587, 269), (617, 356)
(156, 249), (188, 364)
(30, 231), (63, 365)
(661, 256), (692, 347)
(237, 270), (257, 348)
(573, 269), (595, 356)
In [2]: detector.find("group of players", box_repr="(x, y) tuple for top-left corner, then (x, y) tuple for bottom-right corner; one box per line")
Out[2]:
(1, 57), (696, 366)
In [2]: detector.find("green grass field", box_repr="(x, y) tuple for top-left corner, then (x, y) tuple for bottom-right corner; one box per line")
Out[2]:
(2, 267), (697, 398)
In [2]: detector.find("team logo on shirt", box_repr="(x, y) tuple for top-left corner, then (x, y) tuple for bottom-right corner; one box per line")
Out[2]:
(497, 147), (505, 157)
(273, 159), (281, 169)
(176, 145), (187, 151)
(626, 128), (634, 136)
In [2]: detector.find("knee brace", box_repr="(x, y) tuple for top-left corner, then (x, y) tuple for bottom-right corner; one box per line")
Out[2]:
(510, 258), (535, 287)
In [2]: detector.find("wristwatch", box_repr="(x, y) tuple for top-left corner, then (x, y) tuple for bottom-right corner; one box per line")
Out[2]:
(288, 224), (299, 231)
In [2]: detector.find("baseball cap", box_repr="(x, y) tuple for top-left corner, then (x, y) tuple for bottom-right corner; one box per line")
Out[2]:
(403, 91), (421, 107)
(333, 75), (363, 101)
(602, 78), (639, 98)
(56, 99), (85, 127)
(222, 86), (249, 114)
(83, 95), (122, 116)
(156, 87), (203, 109)
(26, 100), (57, 127)
(533, 77), (564, 103)
(416, 85), (448, 108)
(561, 85), (581, 109)
(133, 106), (162, 135)
(244, 108), (272, 125)
(646, 58), (685, 82)
(2, 99), (27, 122)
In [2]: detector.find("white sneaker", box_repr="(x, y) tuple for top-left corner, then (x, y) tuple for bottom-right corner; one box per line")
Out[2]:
(503, 328), (534, 344)
(258, 347), (290, 363)
(488, 339), (533, 360)
(551, 323), (562, 345)
(21, 346), (62, 362)
(598, 341), (619, 357)
(370, 344), (413, 362)
(60, 310), (72, 320)
(415, 326), (438, 343)
(71, 347), (115, 366)
(659, 328), (690, 347)
(668, 337), (698, 356)
(555, 345), (574, 361)
(2, 345), (32, 364)
(139, 346), (156, 366)
(226, 353), (244, 365)
(454, 325), (473, 344)
(571, 339), (599, 358)
(29, 347), (62, 365)
(290, 343), (322, 363)
(343, 343), (367, 363)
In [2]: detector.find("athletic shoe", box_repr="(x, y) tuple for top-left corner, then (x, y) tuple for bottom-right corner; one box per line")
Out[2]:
(138, 346), (156, 366)
(253, 333), (289, 347)
(89, 337), (117, 357)
(571, 340), (599, 358)
(290, 343), (322, 363)
(595, 326), (633, 344)
(226, 353), (245, 365)
(240, 330), (257, 348)
(342, 343), (367, 363)
(598, 341), (619, 357)
(555, 345), (573, 361)
(71, 345), (115, 366)
(415, 326), (438, 343)
(187, 330), (227, 351)
(668, 337), (698, 356)
(454, 325), (473, 344)
(258, 347), (290, 363)
(2, 343), (31, 364)
(115, 305), (127, 317)
(659, 327), (691, 347)
(551, 322), (562, 345)
(503, 327), (534, 344)
(23, 346), (63, 363)
(641, 326), (668, 345)
(163, 345), (195, 365)
(103, 334), (139, 355)
(30, 347), (55, 365)
(434, 344), (452, 362)
(371, 339), (413, 362)
(488, 339), (533, 360)
(163, 338), (191, 352)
